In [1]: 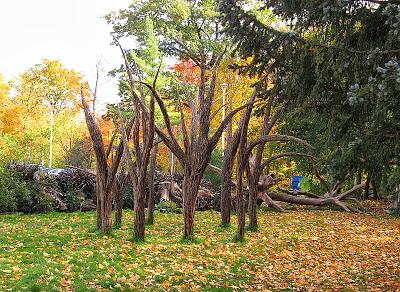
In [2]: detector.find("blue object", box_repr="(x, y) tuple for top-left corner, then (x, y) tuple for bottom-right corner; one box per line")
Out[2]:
(291, 176), (304, 190)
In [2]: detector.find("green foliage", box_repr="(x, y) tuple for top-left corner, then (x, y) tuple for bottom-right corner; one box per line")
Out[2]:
(0, 167), (52, 214)
(299, 177), (311, 192)
(155, 200), (181, 213)
(107, 0), (226, 60)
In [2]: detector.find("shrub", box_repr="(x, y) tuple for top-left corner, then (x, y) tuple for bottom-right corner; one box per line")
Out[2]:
(0, 167), (53, 214)
(156, 200), (181, 213)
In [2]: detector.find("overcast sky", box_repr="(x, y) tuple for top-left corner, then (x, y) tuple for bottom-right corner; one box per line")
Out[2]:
(0, 0), (133, 109)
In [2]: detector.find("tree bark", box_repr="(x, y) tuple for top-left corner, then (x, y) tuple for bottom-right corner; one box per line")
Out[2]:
(147, 143), (158, 225)
(97, 170), (112, 234)
(182, 169), (201, 240)
(133, 174), (146, 240)
(114, 171), (127, 227)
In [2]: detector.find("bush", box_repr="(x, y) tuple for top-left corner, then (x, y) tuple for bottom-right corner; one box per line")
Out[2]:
(0, 167), (53, 214)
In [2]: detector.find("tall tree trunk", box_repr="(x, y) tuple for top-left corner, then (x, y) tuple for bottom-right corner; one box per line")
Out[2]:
(114, 172), (127, 227)
(98, 171), (112, 234)
(247, 170), (258, 230)
(220, 146), (234, 225)
(114, 183), (123, 227)
(147, 144), (158, 225)
(235, 164), (246, 241)
(133, 174), (146, 240)
(182, 169), (201, 240)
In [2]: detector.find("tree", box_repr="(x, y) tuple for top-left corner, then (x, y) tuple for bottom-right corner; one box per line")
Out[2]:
(81, 85), (134, 234)
(16, 60), (81, 167)
(116, 43), (156, 241)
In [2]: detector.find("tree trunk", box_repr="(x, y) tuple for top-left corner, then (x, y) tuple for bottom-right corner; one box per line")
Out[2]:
(49, 108), (54, 167)
(220, 147), (234, 225)
(133, 175), (146, 241)
(247, 172), (258, 229)
(235, 167), (246, 241)
(182, 170), (201, 240)
(97, 172), (112, 234)
(114, 172), (127, 227)
(147, 144), (158, 225)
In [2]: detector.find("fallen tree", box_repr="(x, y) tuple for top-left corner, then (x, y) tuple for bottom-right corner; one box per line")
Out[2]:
(257, 173), (367, 213)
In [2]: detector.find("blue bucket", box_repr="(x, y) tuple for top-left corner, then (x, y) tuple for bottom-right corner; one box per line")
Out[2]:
(291, 176), (304, 191)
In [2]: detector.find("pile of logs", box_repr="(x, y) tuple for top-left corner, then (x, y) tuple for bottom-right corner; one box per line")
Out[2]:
(154, 170), (218, 210)
(8, 163), (219, 212)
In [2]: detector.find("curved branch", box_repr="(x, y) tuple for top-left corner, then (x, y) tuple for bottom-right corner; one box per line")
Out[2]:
(261, 152), (315, 170)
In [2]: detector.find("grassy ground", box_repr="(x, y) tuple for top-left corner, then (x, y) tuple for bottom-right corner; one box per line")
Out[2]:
(0, 203), (399, 291)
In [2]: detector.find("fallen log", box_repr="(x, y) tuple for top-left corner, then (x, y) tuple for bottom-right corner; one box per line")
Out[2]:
(263, 182), (366, 212)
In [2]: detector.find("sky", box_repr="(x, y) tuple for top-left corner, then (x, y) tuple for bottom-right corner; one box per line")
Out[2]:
(0, 0), (133, 109)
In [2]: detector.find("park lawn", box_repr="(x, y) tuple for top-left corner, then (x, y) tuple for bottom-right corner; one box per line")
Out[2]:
(0, 204), (399, 291)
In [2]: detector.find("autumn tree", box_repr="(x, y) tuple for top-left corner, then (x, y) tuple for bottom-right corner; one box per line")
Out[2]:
(16, 60), (81, 167)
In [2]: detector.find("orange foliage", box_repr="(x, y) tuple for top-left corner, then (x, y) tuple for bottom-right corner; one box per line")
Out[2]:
(172, 59), (200, 85)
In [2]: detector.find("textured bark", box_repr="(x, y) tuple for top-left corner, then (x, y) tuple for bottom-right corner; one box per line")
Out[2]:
(114, 184), (123, 227)
(147, 143), (158, 225)
(82, 87), (127, 234)
(220, 154), (234, 225)
(134, 175), (146, 240)
(182, 169), (201, 240)
(114, 172), (128, 227)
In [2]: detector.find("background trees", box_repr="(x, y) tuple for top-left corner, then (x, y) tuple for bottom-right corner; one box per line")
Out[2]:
(220, 0), (400, 210)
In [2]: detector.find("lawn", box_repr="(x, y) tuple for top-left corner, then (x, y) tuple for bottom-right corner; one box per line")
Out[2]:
(0, 204), (399, 291)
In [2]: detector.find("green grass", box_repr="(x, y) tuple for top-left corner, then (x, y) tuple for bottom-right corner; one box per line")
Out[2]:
(0, 207), (399, 291)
